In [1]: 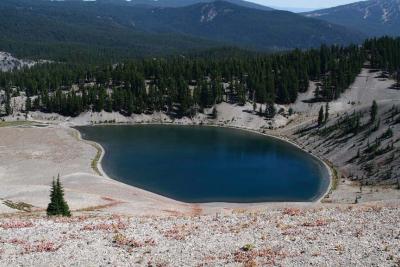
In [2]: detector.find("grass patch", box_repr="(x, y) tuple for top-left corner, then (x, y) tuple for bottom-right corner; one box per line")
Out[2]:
(2, 199), (33, 212)
(331, 166), (339, 191)
(91, 142), (103, 176)
(71, 128), (103, 176)
(322, 161), (339, 203)
(76, 201), (122, 212)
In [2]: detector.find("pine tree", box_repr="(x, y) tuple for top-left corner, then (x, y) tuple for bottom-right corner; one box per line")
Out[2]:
(211, 106), (218, 119)
(314, 86), (321, 100)
(25, 97), (32, 112)
(46, 178), (59, 216)
(46, 175), (71, 217)
(288, 107), (293, 116)
(4, 89), (12, 116)
(237, 82), (246, 106)
(265, 102), (276, 118)
(370, 100), (378, 123)
(56, 176), (71, 217)
(324, 102), (330, 123)
(318, 106), (324, 126)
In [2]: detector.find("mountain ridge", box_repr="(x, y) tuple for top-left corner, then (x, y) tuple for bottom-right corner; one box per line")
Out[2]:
(0, 0), (366, 61)
(78, 0), (275, 11)
(126, 1), (366, 50)
(304, 0), (400, 37)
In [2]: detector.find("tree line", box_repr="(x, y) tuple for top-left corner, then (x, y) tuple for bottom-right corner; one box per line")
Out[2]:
(365, 37), (400, 87)
(2, 37), (397, 118)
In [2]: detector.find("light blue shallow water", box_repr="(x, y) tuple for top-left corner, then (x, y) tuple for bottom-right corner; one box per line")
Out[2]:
(77, 125), (330, 203)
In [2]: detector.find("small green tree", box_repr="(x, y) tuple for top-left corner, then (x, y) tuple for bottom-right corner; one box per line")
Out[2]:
(211, 106), (218, 119)
(318, 106), (324, 126)
(5, 89), (12, 116)
(370, 100), (378, 123)
(47, 175), (71, 217)
(265, 102), (276, 118)
(314, 86), (321, 99)
(237, 83), (246, 106)
(25, 97), (32, 112)
(324, 102), (330, 123)
(46, 178), (59, 216)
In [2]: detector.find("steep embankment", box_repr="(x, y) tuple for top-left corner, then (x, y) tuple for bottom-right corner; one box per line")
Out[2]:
(286, 68), (400, 203)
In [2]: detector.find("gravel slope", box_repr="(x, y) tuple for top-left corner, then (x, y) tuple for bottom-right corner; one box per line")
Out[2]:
(0, 204), (399, 266)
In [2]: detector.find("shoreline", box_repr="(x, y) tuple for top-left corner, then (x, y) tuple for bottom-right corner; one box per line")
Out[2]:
(72, 127), (106, 178)
(73, 122), (333, 205)
(2, 67), (399, 212)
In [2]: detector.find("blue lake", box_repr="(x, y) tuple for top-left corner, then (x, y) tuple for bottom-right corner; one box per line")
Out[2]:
(77, 125), (330, 203)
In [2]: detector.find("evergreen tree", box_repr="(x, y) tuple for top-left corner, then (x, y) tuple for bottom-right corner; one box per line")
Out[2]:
(25, 97), (32, 112)
(212, 77), (223, 104)
(370, 100), (378, 123)
(211, 106), (218, 119)
(288, 107), (293, 116)
(265, 102), (276, 118)
(354, 113), (361, 134)
(46, 175), (71, 217)
(324, 102), (330, 123)
(314, 86), (321, 100)
(56, 176), (71, 217)
(4, 89), (12, 116)
(318, 106), (324, 126)
(46, 178), (59, 216)
(237, 82), (246, 106)
(200, 81), (210, 109)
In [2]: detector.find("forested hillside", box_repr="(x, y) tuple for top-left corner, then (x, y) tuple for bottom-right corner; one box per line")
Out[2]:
(0, 0), (365, 62)
(122, 1), (365, 50)
(365, 37), (400, 73)
(1, 42), (367, 118)
(0, 0), (220, 62)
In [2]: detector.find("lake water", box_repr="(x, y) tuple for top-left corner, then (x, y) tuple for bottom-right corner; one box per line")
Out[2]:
(77, 125), (330, 203)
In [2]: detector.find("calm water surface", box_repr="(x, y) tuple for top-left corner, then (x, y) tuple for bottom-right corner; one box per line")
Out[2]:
(77, 125), (329, 203)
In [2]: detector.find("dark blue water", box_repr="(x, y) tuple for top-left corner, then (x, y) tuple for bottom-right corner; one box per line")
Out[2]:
(77, 125), (329, 203)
